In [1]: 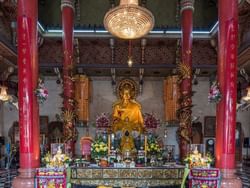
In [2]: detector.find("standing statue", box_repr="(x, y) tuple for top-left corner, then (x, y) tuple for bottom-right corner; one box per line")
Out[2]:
(112, 79), (144, 154)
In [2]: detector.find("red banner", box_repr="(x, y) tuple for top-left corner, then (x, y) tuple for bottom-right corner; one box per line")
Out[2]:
(18, 16), (34, 153)
(223, 19), (238, 154)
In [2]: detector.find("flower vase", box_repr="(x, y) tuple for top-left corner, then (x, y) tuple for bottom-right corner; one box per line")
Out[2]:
(95, 157), (100, 164)
(207, 163), (211, 168)
(99, 158), (108, 167)
(150, 155), (157, 166)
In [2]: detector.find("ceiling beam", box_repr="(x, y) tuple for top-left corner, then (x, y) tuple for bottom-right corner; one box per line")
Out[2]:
(39, 62), (217, 69)
(41, 31), (214, 39)
(38, 22), (218, 39)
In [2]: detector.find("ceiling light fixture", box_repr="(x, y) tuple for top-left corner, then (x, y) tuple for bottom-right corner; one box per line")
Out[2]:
(0, 86), (10, 102)
(103, 0), (154, 39)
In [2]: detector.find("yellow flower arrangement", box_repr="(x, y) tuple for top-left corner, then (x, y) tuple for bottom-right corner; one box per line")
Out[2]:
(91, 137), (108, 159)
(146, 137), (162, 156)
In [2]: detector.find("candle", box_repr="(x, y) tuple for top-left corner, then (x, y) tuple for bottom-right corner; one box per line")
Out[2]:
(144, 135), (147, 157)
(42, 134), (45, 145)
(111, 133), (114, 149)
(108, 134), (111, 155)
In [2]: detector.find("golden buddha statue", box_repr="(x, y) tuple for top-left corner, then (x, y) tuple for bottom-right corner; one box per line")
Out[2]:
(112, 88), (144, 133)
(112, 81), (144, 154)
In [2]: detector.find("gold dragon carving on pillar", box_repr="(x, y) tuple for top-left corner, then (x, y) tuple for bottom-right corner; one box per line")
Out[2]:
(177, 62), (193, 156)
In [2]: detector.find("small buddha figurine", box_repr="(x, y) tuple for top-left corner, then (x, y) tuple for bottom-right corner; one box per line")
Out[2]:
(192, 146), (201, 159)
(52, 146), (65, 166)
(120, 118), (136, 154)
(190, 146), (202, 167)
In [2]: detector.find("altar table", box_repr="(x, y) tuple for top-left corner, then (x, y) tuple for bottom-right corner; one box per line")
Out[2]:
(70, 165), (185, 187)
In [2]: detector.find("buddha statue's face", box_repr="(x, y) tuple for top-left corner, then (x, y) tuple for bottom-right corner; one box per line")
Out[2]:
(122, 89), (131, 100)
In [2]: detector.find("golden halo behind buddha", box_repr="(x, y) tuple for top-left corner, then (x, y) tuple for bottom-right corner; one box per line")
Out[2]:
(116, 78), (138, 100)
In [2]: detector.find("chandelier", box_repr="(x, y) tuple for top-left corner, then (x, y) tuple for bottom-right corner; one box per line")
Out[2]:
(0, 86), (10, 102)
(103, 0), (154, 39)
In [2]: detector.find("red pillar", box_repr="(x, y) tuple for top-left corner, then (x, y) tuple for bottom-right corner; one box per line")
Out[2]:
(178, 0), (194, 159)
(13, 0), (39, 187)
(61, 0), (76, 155)
(215, 0), (242, 187)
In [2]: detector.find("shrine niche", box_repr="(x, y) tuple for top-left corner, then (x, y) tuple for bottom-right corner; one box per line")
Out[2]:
(163, 75), (180, 123)
(48, 121), (64, 144)
(74, 75), (91, 123)
(191, 121), (203, 144)
(204, 116), (216, 137)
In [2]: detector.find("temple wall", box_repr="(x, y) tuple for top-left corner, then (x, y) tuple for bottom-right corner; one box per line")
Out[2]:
(0, 103), (4, 136)
(1, 76), (250, 156)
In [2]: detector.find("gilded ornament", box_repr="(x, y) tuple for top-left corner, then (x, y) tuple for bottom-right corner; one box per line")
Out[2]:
(186, 50), (191, 55)
(116, 78), (138, 99)
(178, 123), (191, 143)
(177, 63), (192, 80)
(64, 75), (75, 81)
(62, 109), (75, 122)
(179, 110), (191, 122)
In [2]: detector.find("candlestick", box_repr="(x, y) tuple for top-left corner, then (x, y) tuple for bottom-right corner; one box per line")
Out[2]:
(108, 134), (111, 155)
(42, 134), (45, 145)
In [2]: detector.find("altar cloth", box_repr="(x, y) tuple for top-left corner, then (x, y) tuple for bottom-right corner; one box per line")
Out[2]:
(70, 166), (185, 187)
(189, 168), (221, 188)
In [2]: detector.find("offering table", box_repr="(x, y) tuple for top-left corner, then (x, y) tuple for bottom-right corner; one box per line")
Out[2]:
(71, 165), (185, 187)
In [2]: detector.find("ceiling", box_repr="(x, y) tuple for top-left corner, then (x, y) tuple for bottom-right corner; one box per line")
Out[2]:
(0, 0), (250, 79)
(38, 0), (217, 30)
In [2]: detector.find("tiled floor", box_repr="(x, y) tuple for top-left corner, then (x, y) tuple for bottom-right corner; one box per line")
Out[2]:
(236, 162), (250, 188)
(0, 169), (18, 188)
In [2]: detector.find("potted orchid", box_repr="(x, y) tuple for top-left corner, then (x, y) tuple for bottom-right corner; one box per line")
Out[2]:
(144, 113), (160, 129)
(35, 78), (48, 104)
(208, 81), (222, 103)
(96, 113), (110, 128)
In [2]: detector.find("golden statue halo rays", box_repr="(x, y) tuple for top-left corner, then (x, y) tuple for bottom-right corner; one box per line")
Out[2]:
(116, 78), (139, 100)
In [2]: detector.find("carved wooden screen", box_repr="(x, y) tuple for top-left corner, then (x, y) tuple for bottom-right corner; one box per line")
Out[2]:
(163, 75), (180, 122)
(74, 75), (91, 122)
